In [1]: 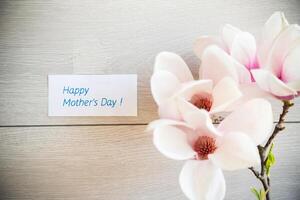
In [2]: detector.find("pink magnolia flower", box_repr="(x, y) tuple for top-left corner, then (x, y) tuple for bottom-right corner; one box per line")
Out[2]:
(194, 12), (300, 99)
(151, 52), (242, 120)
(148, 99), (273, 200)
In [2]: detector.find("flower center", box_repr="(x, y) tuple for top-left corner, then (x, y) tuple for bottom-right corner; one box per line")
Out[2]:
(190, 93), (213, 111)
(193, 136), (217, 160)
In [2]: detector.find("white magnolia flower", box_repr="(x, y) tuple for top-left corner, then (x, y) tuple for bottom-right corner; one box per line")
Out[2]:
(151, 52), (242, 120)
(194, 11), (300, 99)
(148, 98), (273, 200)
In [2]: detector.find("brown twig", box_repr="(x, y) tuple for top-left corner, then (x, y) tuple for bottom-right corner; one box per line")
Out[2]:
(249, 166), (269, 197)
(249, 100), (294, 200)
(264, 100), (293, 150)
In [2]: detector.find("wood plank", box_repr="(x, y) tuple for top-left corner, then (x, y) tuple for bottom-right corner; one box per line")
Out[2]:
(0, 124), (299, 199)
(1, 0), (300, 125)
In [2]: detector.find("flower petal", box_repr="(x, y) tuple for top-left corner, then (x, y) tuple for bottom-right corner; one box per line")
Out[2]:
(287, 81), (300, 92)
(157, 79), (213, 120)
(178, 99), (220, 137)
(179, 160), (226, 200)
(264, 25), (300, 76)
(153, 125), (196, 160)
(251, 69), (297, 97)
(221, 24), (242, 51)
(158, 98), (182, 120)
(239, 83), (272, 100)
(176, 80), (213, 101)
(224, 83), (272, 111)
(201, 45), (251, 84)
(211, 77), (242, 113)
(218, 98), (273, 145)
(176, 96), (199, 114)
(147, 119), (192, 132)
(151, 71), (181, 105)
(209, 132), (260, 170)
(258, 11), (289, 67)
(194, 36), (226, 58)
(182, 108), (210, 130)
(154, 52), (194, 82)
(231, 32), (257, 68)
(282, 42), (300, 83)
(148, 119), (198, 145)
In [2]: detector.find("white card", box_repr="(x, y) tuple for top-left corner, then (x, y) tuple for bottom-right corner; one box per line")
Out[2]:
(48, 74), (137, 116)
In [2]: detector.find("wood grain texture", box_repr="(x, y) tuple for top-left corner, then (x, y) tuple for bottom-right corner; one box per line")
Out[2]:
(0, 0), (300, 125)
(0, 124), (299, 200)
(0, 1), (300, 200)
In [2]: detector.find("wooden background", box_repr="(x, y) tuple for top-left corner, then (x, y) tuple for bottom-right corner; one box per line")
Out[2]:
(0, 0), (299, 199)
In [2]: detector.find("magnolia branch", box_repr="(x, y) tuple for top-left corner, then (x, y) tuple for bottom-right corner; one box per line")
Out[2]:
(249, 100), (294, 200)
